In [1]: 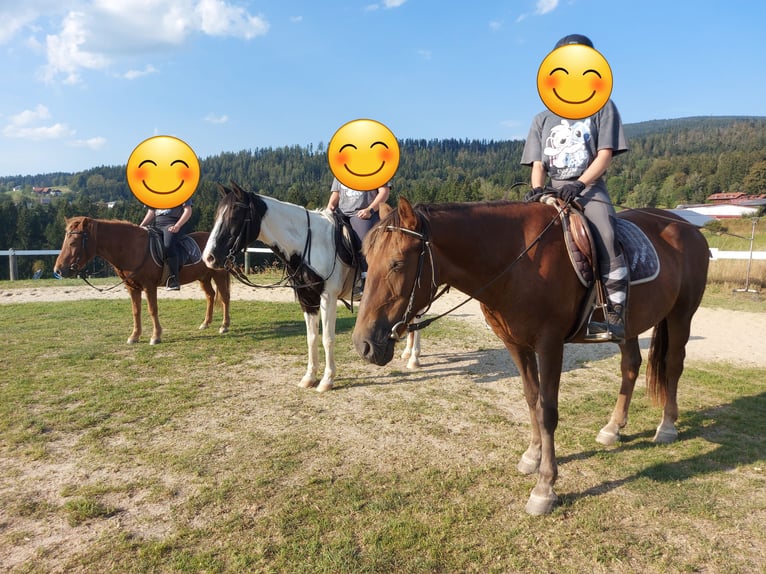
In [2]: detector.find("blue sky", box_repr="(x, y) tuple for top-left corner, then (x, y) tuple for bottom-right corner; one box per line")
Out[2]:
(1, 0), (764, 177)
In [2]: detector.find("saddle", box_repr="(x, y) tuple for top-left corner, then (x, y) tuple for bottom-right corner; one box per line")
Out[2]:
(146, 227), (202, 269)
(540, 195), (660, 340)
(330, 211), (364, 272)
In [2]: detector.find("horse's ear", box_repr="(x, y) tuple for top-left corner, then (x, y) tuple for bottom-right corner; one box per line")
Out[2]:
(230, 180), (246, 201)
(397, 197), (418, 230)
(216, 182), (232, 198)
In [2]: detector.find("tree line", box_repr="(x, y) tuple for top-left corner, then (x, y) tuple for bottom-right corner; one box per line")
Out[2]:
(1, 116), (765, 280)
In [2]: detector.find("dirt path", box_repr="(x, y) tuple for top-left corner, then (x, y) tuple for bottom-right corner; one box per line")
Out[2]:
(2, 283), (764, 367)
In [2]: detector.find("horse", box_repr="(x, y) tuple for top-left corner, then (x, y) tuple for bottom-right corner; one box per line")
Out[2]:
(352, 197), (710, 515)
(201, 182), (422, 393)
(54, 216), (231, 345)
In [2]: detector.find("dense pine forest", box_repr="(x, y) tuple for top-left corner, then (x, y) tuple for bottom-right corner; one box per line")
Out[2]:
(1, 116), (765, 279)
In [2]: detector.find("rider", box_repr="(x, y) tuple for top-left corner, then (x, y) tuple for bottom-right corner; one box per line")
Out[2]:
(326, 177), (390, 293)
(521, 34), (629, 340)
(139, 199), (193, 290)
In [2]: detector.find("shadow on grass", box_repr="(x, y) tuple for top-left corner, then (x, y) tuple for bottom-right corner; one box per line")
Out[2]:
(559, 390), (766, 506)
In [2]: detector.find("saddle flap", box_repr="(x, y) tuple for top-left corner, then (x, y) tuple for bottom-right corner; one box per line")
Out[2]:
(331, 211), (362, 269)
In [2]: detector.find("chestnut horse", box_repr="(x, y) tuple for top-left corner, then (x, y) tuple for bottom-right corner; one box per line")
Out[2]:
(353, 197), (709, 514)
(54, 216), (231, 344)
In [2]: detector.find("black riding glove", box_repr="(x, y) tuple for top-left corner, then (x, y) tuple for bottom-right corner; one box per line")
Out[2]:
(524, 187), (545, 202)
(559, 181), (586, 203)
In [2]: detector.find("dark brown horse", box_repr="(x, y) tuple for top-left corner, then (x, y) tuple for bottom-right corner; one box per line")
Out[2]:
(353, 197), (709, 514)
(54, 216), (231, 344)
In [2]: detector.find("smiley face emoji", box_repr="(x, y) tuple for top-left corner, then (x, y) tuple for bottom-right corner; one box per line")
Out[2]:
(328, 119), (400, 190)
(537, 43), (612, 120)
(126, 135), (200, 209)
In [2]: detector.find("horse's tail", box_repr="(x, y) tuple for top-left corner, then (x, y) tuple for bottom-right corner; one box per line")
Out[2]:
(646, 318), (669, 407)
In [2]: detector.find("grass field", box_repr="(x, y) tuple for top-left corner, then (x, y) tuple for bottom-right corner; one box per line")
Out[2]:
(1, 288), (764, 573)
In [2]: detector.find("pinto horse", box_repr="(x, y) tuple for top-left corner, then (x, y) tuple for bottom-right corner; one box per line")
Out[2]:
(201, 182), (421, 392)
(353, 197), (709, 514)
(54, 216), (231, 344)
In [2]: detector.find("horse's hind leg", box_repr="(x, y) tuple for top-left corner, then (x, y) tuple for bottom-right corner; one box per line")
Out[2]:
(651, 314), (692, 444)
(198, 278), (215, 330)
(597, 336), (642, 446)
(400, 330), (421, 369)
(145, 288), (162, 345)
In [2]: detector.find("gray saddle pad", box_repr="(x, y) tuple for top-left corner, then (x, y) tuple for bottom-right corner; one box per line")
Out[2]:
(617, 218), (660, 285)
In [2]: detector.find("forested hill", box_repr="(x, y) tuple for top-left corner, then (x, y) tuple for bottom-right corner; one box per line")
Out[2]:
(1, 115), (765, 269)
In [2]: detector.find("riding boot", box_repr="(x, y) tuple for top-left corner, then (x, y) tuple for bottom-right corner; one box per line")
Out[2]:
(589, 254), (628, 341)
(165, 254), (181, 291)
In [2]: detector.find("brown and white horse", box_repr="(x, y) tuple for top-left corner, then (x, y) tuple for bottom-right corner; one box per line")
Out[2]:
(353, 197), (710, 514)
(54, 216), (231, 344)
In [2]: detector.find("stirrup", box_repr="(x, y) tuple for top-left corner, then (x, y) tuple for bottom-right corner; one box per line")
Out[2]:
(165, 275), (180, 291)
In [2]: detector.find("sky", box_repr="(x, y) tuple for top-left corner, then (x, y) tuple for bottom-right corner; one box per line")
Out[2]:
(0, 0), (764, 178)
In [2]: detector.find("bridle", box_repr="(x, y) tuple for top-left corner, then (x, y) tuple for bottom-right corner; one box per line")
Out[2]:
(221, 195), (337, 290)
(63, 228), (89, 276)
(61, 222), (142, 292)
(383, 222), (449, 341)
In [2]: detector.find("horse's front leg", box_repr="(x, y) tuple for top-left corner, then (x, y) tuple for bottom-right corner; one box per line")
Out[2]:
(507, 345), (542, 475)
(316, 294), (337, 392)
(198, 278), (215, 331)
(597, 337), (641, 445)
(298, 311), (320, 389)
(144, 288), (162, 345)
(127, 286), (143, 344)
(524, 342), (564, 515)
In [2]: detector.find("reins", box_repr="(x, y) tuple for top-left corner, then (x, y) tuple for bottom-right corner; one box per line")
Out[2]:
(65, 225), (131, 293)
(386, 203), (564, 339)
(223, 198), (339, 292)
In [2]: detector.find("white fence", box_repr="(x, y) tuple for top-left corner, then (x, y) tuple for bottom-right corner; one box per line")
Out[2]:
(0, 247), (272, 280)
(1, 247), (764, 280)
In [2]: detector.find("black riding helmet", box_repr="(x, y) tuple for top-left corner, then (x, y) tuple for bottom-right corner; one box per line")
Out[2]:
(554, 34), (594, 49)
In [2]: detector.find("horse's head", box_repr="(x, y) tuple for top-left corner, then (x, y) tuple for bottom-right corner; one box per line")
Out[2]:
(203, 181), (267, 269)
(53, 217), (95, 278)
(353, 197), (437, 366)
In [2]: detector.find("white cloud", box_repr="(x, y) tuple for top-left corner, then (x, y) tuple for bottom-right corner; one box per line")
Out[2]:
(123, 65), (158, 80)
(2, 104), (76, 141)
(70, 136), (107, 150)
(4, 1), (269, 85)
(204, 113), (228, 125)
(535, 0), (559, 15)
(417, 49), (432, 60)
(43, 11), (109, 84)
(383, 0), (407, 7)
(489, 20), (503, 31)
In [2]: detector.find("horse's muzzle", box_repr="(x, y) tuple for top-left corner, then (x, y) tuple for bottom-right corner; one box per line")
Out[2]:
(352, 329), (396, 366)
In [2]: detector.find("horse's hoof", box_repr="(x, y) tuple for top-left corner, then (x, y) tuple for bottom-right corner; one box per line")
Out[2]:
(653, 426), (678, 444)
(219, 326), (229, 334)
(406, 358), (421, 369)
(150, 338), (161, 345)
(127, 338), (139, 345)
(596, 427), (620, 446)
(316, 380), (334, 393)
(401, 350), (411, 360)
(298, 378), (317, 389)
(198, 323), (210, 331)
(517, 452), (540, 475)
(525, 491), (558, 515)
